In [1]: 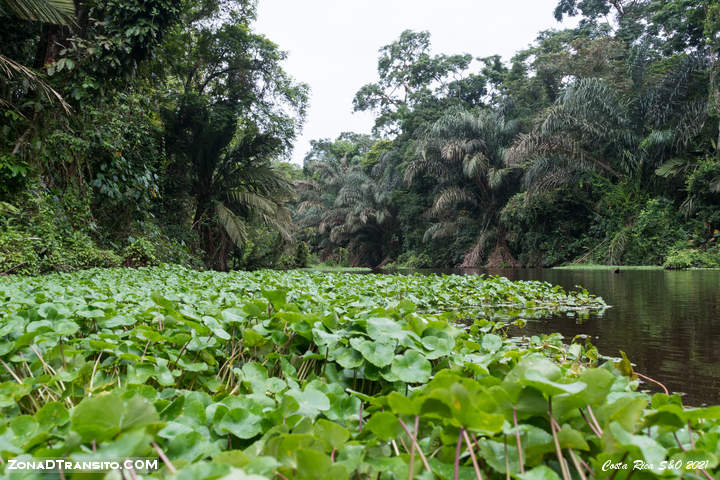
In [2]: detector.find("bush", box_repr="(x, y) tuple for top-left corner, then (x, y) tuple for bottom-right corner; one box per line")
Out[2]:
(0, 228), (40, 275)
(128, 221), (203, 268)
(686, 159), (720, 230)
(394, 251), (432, 269)
(616, 198), (690, 265)
(663, 247), (720, 269)
(123, 238), (158, 267)
(294, 241), (310, 267)
(40, 231), (121, 272)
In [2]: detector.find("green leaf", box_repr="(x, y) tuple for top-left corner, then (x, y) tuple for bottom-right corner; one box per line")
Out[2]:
(288, 388), (330, 418)
(71, 393), (124, 442)
(349, 337), (394, 367)
(366, 317), (406, 342)
(517, 465), (562, 480)
(313, 419), (349, 451)
(391, 350), (431, 383)
(670, 449), (718, 471)
(262, 289), (288, 310)
(521, 369), (587, 396)
(606, 421), (667, 472)
(36, 402), (69, 428)
(481, 333), (502, 353)
(331, 345), (364, 369)
(216, 408), (263, 439)
(70, 393), (158, 443)
(364, 411), (403, 441)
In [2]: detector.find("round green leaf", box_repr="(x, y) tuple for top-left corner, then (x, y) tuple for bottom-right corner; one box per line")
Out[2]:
(391, 350), (431, 384)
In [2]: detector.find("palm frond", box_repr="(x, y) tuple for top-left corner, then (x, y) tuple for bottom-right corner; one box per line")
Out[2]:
(2, 0), (75, 24)
(215, 202), (248, 247)
(260, 208), (293, 241)
(423, 221), (459, 241)
(227, 189), (277, 215)
(430, 187), (477, 217)
(463, 152), (489, 178)
(0, 54), (70, 113)
(607, 225), (631, 265)
(654, 158), (686, 178)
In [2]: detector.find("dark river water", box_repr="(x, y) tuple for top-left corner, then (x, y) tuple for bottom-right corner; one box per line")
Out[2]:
(413, 268), (720, 406)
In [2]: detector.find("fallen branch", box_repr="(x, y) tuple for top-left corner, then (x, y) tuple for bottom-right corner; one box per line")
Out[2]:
(1, 261), (28, 275)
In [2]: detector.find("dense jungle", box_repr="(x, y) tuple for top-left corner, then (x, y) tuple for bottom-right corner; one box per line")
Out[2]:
(2, 2), (720, 480)
(1, 0), (718, 274)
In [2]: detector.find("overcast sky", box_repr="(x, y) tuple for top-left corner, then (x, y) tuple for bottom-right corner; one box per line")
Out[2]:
(255, 1), (575, 164)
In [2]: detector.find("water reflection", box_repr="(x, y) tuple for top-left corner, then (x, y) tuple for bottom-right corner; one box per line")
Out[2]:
(403, 268), (720, 406)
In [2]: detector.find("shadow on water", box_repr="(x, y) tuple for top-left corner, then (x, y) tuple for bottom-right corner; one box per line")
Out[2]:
(389, 267), (720, 406)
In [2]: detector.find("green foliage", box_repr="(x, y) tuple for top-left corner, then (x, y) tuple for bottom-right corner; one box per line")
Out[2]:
(1, 0), (306, 273)
(410, 109), (521, 267)
(613, 198), (690, 265)
(0, 227), (40, 275)
(305, 3), (720, 269)
(0, 190), (123, 273)
(294, 241), (310, 268)
(296, 134), (396, 267)
(501, 190), (594, 266)
(685, 159), (720, 228)
(663, 246), (720, 269)
(0, 153), (30, 195)
(362, 139), (393, 170)
(2, 266), (719, 478)
(159, 5), (308, 270)
(353, 29), (480, 135)
(40, 230), (122, 272)
(122, 238), (158, 267)
(392, 251), (432, 269)
(4, 0), (720, 273)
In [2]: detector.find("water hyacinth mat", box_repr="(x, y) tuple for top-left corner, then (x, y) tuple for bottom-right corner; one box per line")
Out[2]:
(0, 267), (717, 479)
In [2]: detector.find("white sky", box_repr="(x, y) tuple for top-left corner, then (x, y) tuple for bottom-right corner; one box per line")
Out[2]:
(255, 1), (575, 164)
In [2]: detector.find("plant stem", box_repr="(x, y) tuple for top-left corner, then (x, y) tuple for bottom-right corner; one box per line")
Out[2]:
(513, 408), (525, 474)
(462, 427), (483, 480)
(504, 435), (510, 480)
(88, 353), (103, 396)
(549, 398), (571, 480)
(579, 408), (602, 437)
(408, 418), (416, 480)
(454, 429), (462, 480)
(170, 338), (191, 370)
(151, 441), (177, 474)
(586, 405), (603, 436)
(397, 417), (432, 473)
(568, 448), (588, 480)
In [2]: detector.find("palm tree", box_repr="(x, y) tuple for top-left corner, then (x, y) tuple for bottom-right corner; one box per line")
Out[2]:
(163, 96), (295, 271)
(1, 0), (73, 23)
(295, 154), (352, 254)
(507, 56), (714, 263)
(321, 168), (394, 266)
(508, 53), (713, 195)
(407, 109), (520, 267)
(297, 154), (395, 267)
(505, 78), (636, 195)
(195, 144), (295, 272)
(0, 0), (74, 115)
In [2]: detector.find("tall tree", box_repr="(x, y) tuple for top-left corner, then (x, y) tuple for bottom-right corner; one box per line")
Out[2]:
(160, 2), (308, 270)
(409, 110), (520, 267)
(353, 30), (483, 136)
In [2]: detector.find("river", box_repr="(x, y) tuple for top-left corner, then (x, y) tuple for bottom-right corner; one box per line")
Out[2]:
(412, 268), (720, 406)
